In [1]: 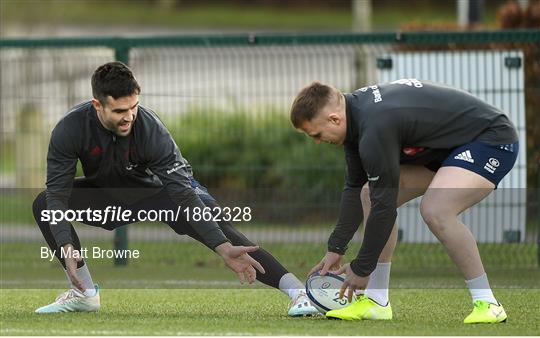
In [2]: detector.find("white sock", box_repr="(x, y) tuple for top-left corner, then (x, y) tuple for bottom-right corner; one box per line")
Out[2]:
(65, 262), (97, 297)
(465, 273), (497, 304)
(278, 273), (305, 300)
(364, 262), (391, 306)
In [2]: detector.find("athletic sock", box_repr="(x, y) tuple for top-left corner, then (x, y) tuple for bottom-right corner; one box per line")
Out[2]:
(465, 273), (497, 304)
(65, 262), (97, 297)
(278, 273), (305, 300)
(364, 262), (391, 306)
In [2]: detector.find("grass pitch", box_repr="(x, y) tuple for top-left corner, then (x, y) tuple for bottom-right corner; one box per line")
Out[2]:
(1, 241), (539, 335)
(1, 288), (539, 335)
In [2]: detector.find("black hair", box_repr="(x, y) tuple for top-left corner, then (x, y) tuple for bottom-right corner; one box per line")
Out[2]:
(91, 61), (141, 105)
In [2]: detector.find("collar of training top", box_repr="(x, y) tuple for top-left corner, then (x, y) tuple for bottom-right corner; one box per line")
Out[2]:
(343, 93), (359, 146)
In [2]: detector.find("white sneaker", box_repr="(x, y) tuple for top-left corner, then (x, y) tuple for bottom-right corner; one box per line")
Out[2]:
(288, 291), (320, 317)
(35, 284), (100, 313)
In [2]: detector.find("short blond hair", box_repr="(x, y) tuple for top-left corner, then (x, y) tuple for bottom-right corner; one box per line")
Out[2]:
(290, 81), (341, 128)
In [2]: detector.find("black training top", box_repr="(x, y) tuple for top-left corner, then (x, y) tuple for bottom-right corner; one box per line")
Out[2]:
(327, 79), (518, 277)
(46, 101), (229, 249)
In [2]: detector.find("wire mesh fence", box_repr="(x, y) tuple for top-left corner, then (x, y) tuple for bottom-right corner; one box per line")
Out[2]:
(1, 31), (539, 284)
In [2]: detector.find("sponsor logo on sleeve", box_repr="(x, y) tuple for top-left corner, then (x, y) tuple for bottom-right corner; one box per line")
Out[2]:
(125, 162), (139, 171)
(367, 172), (380, 182)
(357, 85), (383, 103)
(167, 162), (186, 175)
(390, 78), (423, 88)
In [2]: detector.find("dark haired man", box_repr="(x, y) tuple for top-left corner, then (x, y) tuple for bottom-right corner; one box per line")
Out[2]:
(33, 61), (317, 316)
(291, 79), (518, 324)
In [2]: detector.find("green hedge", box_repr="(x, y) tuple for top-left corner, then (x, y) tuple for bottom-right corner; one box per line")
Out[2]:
(163, 107), (346, 205)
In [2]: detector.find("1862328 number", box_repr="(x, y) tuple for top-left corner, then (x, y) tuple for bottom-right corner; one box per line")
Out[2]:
(183, 206), (252, 222)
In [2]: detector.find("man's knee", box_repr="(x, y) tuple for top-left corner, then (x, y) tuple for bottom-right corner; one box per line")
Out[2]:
(419, 197), (453, 235)
(32, 191), (47, 218)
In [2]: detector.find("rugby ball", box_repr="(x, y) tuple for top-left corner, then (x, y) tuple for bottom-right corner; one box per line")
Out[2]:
(305, 272), (355, 314)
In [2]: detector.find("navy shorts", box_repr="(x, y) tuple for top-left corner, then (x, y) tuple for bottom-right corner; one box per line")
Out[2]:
(441, 141), (518, 186)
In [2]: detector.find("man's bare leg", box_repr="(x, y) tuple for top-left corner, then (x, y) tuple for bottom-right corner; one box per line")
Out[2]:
(419, 166), (506, 323)
(420, 166), (494, 280)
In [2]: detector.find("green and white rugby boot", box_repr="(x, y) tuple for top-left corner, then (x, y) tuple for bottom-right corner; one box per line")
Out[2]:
(35, 285), (100, 313)
(288, 291), (320, 317)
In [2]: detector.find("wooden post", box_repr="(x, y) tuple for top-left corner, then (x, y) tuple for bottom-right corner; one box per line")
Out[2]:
(15, 104), (45, 189)
(352, 0), (374, 90)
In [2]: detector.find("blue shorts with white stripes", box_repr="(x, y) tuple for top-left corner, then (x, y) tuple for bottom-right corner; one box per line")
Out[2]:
(441, 141), (519, 187)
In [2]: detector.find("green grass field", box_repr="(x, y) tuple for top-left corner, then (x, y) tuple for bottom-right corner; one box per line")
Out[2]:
(1, 288), (539, 335)
(1, 241), (539, 288)
(1, 241), (539, 335)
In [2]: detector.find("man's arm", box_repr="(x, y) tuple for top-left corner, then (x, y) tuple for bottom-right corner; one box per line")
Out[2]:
(45, 121), (79, 247)
(349, 133), (400, 277)
(147, 127), (229, 249)
(148, 126), (266, 283)
(327, 145), (368, 255)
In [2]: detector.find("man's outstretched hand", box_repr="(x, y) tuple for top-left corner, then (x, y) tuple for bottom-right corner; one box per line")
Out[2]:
(215, 242), (265, 284)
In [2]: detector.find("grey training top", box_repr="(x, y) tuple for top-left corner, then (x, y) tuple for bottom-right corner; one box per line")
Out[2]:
(46, 102), (229, 249)
(327, 79), (518, 277)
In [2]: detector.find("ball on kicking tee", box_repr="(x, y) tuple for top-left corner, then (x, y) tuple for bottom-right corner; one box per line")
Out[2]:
(305, 272), (356, 314)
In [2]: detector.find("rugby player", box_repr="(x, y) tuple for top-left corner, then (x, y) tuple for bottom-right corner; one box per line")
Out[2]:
(291, 79), (518, 323)
(32, 61), (318, 316)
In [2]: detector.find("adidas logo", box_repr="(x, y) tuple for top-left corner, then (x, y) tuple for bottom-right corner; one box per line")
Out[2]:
(454, 150), (474, 163)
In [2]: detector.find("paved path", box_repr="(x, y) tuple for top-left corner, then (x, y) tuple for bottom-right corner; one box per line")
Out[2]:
(0, 223), (350, 243)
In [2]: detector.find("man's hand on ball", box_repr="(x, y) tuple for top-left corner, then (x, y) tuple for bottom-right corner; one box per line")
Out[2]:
(332, 263), (369, 303)
(308, 251), (343, 277)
